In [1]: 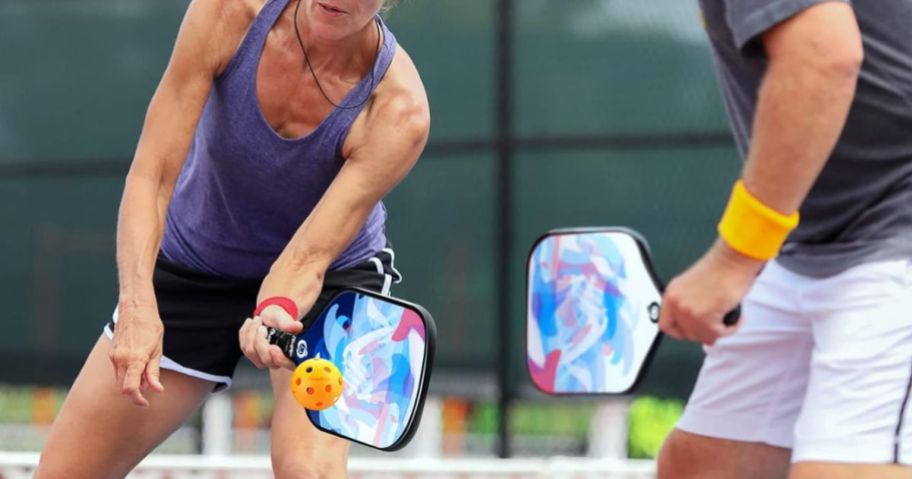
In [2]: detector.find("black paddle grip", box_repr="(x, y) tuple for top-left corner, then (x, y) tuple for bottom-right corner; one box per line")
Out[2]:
(722, 305), (741, 326)
(266, 327), (297, 360)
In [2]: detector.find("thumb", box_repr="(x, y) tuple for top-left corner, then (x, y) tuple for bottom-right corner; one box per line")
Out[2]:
(261, 305), (303, 334)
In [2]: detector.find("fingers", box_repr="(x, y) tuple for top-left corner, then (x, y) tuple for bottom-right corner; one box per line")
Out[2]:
(260, 305), (303, 334)
(110, 349), (125, 386)
(240, 318), (265, 368)
(260, 334), (294, 369)
(240, 317), (296, 369)
(122, 363), (149, 407)
(660, 313), (687, 341)
(144, 355), (165, 393)
(110, 346), (158, 407)
(239, 301), (303, 369)
(107, 313), (165, 406)
(660, 297), (736, 346)
(658, 301), (687, 341)
(264, 344), (295, 370)
(660, 307), (708, 345)
(254, 324), (277, 366)
(270, 340), (296, 370)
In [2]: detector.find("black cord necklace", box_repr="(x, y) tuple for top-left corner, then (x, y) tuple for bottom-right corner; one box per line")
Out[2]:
(293, 0), (381, 110)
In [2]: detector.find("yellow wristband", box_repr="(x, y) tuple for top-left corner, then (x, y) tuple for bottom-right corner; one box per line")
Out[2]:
(717, 180), (799, 260)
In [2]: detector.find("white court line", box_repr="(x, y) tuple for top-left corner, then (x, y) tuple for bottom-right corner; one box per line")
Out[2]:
(0, 452), (655, 475)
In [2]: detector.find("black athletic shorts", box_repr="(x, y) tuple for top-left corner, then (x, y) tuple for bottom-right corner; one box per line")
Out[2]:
(104, 247), (402, 391)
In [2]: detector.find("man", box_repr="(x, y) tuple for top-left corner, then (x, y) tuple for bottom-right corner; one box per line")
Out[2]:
(658, 2), (912, 478)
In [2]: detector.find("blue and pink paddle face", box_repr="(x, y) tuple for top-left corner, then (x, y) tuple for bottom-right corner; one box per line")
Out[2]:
(291, 290), (432, 450)
(526, 229), (663, 395)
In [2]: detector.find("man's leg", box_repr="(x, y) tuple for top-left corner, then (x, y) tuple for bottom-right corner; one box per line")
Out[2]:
(35, 335), (214, 479)
(786, 259), (912, 478)
(659, 429), (790, 479)
(269, 367), (350, 479)
(659, 261), (812, 479)
(790, 463), (912, 479)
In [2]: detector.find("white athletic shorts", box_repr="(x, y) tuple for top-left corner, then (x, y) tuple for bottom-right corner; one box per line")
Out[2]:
(677, 258), (912, 464)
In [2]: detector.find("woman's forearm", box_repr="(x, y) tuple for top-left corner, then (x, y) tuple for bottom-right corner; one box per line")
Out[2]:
(259, 221), (336, 316)
(116, 174), (171, 307)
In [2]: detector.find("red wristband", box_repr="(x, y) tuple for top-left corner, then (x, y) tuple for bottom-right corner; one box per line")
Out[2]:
(254, 296), (299, 319)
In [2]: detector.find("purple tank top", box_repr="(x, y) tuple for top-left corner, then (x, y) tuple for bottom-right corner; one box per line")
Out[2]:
(160, 0), (396, 279)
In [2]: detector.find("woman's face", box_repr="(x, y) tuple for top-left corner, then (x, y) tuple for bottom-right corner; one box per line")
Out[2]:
(305, 0), (385, 41)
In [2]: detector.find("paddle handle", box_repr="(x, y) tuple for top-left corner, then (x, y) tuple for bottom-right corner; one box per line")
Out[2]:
(266, 327), (297, 360)
(722, 305), (741, 326)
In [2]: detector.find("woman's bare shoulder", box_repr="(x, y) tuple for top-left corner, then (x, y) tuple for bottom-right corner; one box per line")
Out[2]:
(342, 45), (429, 158)
(375, 45), (430, 124)
(206, 0), (268, 75)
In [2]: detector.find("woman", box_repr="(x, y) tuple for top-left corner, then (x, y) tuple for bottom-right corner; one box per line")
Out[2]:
(36, 0), (429, 477)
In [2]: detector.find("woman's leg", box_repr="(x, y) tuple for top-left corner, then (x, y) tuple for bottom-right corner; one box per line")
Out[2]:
(35, 335), (214, 479)
(269, 367), (350, 479)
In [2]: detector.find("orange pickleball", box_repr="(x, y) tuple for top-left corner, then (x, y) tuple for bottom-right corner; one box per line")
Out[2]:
(290, 358), (344, 410)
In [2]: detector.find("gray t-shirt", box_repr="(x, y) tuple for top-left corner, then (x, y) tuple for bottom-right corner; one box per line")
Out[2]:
(699, 0), (912, 277)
